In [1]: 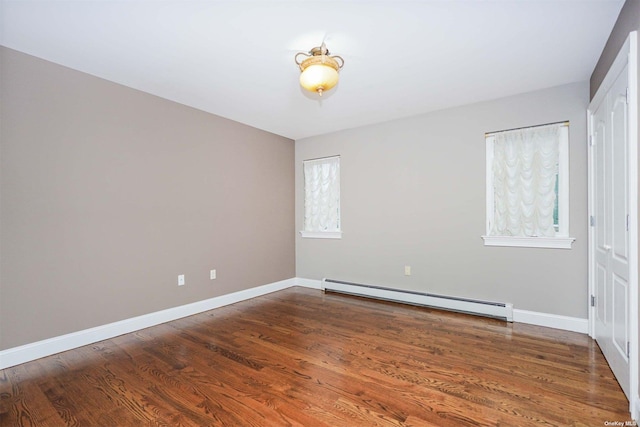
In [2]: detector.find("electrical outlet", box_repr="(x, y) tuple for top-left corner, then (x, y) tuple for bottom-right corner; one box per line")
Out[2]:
(178, 274), (185, 286)
(404, 266), (411, 276)
(210, 269), (216, 280)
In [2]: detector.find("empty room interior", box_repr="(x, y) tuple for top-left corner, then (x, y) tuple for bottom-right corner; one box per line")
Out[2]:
(2, 0), (640, 425)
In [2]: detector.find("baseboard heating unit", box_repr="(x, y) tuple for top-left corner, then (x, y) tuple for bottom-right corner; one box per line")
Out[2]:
(322, 279), (513, 322)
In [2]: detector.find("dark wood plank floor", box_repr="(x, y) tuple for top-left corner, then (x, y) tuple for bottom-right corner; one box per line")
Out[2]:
(0, 286), (631, 426)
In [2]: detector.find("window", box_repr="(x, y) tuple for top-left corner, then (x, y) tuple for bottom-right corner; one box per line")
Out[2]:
(482, 122), (575, 249)
(301, 156), (341, 239)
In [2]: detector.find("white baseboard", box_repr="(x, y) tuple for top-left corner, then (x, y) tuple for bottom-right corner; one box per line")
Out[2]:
(513, 309), (588, 334)
(314, 278), (587, 333)
(294, 277), (323, 289)
(630, 395), (640, 422)
(0, 277), (589, 370)
(0, 278), (297, 370)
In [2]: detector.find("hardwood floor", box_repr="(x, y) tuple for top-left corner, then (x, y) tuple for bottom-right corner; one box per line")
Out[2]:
(0, 287), (631, 426)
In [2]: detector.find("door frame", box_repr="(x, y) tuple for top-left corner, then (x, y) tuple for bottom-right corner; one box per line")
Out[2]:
(588, 31), (638, 417)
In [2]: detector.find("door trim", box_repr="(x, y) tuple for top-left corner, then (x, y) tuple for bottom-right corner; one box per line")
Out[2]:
(588, 31), (638, 417)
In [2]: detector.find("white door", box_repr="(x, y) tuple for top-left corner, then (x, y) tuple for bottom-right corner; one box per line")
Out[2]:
(591, 62), (631, 399)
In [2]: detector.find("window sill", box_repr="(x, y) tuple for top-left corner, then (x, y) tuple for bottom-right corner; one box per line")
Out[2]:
(299, 231), (342, 239)
(482, 235), (575, 249)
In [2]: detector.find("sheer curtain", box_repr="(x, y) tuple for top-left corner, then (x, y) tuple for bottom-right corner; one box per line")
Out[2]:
(490, 123), (561, 237)
(304, 156), (340, 232)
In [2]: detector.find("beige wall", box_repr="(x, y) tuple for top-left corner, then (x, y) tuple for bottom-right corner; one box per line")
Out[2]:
(0, 47), (295, 350)
(296, 82), (589, 318)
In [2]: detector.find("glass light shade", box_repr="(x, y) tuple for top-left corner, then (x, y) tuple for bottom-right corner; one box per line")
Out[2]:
(299, 64), (339, 94)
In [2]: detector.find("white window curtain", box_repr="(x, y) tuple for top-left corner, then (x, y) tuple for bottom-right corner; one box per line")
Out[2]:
(490, 123), (561, 237)
(303, 156), (340, 234)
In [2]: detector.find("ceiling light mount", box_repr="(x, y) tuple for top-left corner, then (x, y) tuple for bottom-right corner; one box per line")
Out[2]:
(295, 42), (344, 96)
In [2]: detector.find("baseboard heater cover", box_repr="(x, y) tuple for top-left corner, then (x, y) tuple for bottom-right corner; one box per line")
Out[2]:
(322, 279), (513, 322)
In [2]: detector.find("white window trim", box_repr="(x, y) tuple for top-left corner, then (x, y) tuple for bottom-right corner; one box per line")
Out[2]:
(482, 235), (575, 249)
(299, 231), (343, 239)
(482, 124), (575, 249)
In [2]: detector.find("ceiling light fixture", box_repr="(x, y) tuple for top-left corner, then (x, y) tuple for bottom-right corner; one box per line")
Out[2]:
(295, 43), (344, 96)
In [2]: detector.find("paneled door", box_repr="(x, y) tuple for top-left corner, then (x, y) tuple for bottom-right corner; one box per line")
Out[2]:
(589, 32), (637, 404)
(591, 63), (630, 399)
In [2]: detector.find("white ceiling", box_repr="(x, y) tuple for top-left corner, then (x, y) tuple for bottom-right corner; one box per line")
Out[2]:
(0, 1), (625, 140)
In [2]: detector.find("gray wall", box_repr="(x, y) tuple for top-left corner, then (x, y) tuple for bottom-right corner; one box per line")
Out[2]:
(296, 82), (589, 318)
(590, 0), (640, 99)
(0, 47), (295, 350)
